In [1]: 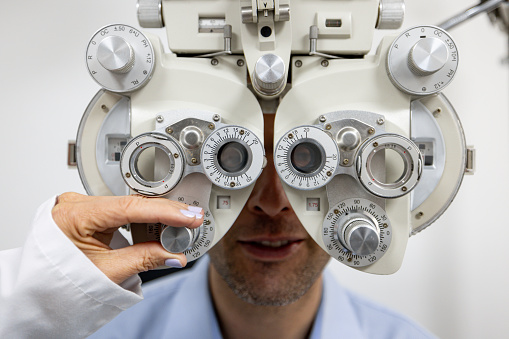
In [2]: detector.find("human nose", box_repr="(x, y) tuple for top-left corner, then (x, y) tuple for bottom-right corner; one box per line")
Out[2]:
(246, 156), (292, 217)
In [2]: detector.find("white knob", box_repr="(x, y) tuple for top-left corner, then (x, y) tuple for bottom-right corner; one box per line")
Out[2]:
(252, 54), (286, 96)
(408, 38), (449, 76)
(342, 218), (380, 256)
(97, 36), (135, 74)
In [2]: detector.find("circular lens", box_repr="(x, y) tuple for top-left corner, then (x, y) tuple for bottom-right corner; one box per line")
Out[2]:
(134, 145), (172, 183)
(290, 142), (323, 174)
(217, 142), (249, 173)
(370, 148), (407, 184)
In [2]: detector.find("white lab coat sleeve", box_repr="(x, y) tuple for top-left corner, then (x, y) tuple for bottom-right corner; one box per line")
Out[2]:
(0, 196), (143, 339)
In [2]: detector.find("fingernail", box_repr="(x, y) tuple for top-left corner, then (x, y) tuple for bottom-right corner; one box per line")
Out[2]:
(187, 206), (203, 213)
(180, 209), (197, 218)
(165, 259), (183, 268)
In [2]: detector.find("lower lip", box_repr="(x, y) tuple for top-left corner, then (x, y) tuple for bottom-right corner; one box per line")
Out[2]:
(239, 240), (304, 262)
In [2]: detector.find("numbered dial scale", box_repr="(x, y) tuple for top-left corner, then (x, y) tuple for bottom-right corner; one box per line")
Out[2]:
(274, 126), (339, 190)
(86, 24), (155, 92)
(322, 198), (392, 267)
(202, 125), (265, 190)
(386, 25), (458, 95)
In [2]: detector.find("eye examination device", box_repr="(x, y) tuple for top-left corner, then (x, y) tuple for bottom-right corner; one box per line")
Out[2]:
(75, 0), (482, 274)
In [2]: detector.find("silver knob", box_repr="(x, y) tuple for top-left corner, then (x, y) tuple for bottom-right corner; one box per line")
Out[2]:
(408, 38), (449, 76)
(342, 218), (380, 256)
(376, 0), (405, 30)
(97, 36), (135, 74)
(337, 127), (361, 151)
(160, 226), (200, 253)
(180, 126), (204, 149)
(252, 54), (286, 96)
(137, 0), (164, 28)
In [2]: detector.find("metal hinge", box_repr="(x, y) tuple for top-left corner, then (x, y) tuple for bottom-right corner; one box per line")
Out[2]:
(465, 146), (476, 174)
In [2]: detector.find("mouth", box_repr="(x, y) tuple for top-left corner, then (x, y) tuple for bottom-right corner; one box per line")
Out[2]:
(238, 238), (304, 262)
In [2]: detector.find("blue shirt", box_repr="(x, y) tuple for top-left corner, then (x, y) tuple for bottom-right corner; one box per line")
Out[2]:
(90, 256), (436, 338)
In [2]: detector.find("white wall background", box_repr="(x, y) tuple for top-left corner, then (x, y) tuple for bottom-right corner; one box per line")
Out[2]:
(0, 1), (507, 338)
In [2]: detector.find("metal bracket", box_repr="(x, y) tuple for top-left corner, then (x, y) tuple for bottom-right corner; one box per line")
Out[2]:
(465, 146), (476, 174)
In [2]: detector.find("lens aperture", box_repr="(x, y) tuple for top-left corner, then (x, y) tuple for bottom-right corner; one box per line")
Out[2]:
(290, 141), (323, 175)
(217, 142), (249, 174)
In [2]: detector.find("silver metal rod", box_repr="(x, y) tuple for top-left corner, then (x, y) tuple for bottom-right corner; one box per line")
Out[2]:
(439, 0), (506, 30)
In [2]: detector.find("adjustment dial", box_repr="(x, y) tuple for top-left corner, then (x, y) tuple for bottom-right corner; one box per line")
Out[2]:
(86, 24), (155, 92)
(161, 225), (201, 253)
(252, 54), (286, 96)
(386, 25), (458, 95)
(274, 126), (339, 190)
(322, 198), (392, 267)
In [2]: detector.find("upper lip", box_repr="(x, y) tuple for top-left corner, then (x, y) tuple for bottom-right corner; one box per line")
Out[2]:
(238, 236), (305, 243)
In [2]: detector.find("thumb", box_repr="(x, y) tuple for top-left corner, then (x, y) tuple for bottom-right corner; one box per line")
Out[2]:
(94, 242), (187, 284)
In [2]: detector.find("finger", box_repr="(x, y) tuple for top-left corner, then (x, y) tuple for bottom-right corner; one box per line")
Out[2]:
(93, 242), (188, 284)
(53, 195), (204, 234)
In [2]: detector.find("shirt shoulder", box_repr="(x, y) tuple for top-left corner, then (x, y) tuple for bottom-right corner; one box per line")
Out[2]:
(318, 268), (437, 339)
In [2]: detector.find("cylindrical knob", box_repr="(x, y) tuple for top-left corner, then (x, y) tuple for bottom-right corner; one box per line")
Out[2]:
(97, 36), (135, 74)
(252, 54), (286, 96)
(337, 127), (361, 151)
(160, 226), (200, 253)
(137, 0), (164, 28)
(180, 126), (204, 149)
(342, 218), (380, 256)
(377, 0), (405, 30)
(408, 38), (449, 76)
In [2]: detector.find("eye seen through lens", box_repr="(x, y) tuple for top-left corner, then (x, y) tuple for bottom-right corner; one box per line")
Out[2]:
(290, 141), (323, 174)
(217, 142), (249, 174)
(134, 145), (172, 182)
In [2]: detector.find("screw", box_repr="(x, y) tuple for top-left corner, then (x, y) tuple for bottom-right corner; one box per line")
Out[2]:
(368, 128), (375, 134)
(326, 171), (332, 176)
(343, 159), (349, 165)
(377, 118), (385, 125)
(240, 130), (245, 135)
(174, 153), (179, 158)
(373, 142), (379, 147)
(295, 60), (303, 68)
(383, 223), (388, 228)
(204, 220), (211, 225)
(208, 123), (215, 130)
(402, 186), (407, 192)
(237, 59), (245, 67)
(101, 104), (109, 113)
(211, 58), (219, 66)
(125, 172), (131, 178)
(213, 114), (220, 121)
(166, 127), (173, 134)
(156, 115), (164, 123)
(230, 182), (236, 187)
(288, 133), (294, 139)
(319, 115), (326, 123)
(325, 124), (332, 130)
(416, 212), (424, 219)
(334, 209), (339, 214)
(433, 108), (442, 117)
(321, 59), (329, 67)
(191, 158), (197, 164)
(347, 257), (352, 262)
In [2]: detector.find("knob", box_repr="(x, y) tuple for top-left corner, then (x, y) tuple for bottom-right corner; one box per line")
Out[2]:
(337, 127), (361, 151)
(97, 36), (135, 74)
(252, 54), (286, 96)
(137, 0), (164, 28)
(180, 126), (204, 150)
(408, 38), (449, 76)
(160, 226), (201, 253)
(342, 218), (380, 256)
(86, 24), (156, 93)
(386, 25), (459, 95)
(377, 0), (405, 30)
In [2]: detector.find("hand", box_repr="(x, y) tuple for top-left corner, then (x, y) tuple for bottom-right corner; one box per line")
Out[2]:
(51, 192), (204, 284)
